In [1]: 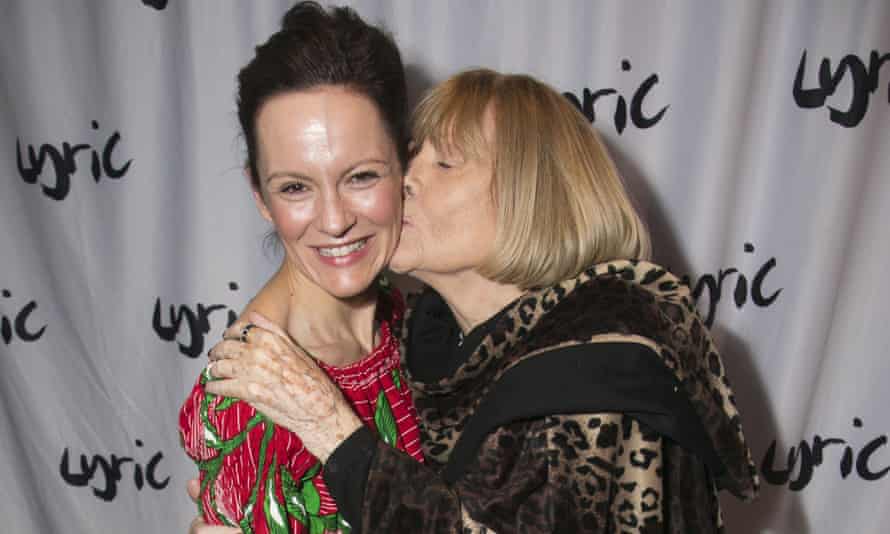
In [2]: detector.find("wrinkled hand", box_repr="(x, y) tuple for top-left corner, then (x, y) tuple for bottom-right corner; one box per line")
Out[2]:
(186, 479), (239, 534)
(206, 312), (362, 463)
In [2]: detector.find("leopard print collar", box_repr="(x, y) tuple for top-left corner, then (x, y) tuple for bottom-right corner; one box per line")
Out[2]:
(406, 260), (678, 396)
(402, 260), (758, 499)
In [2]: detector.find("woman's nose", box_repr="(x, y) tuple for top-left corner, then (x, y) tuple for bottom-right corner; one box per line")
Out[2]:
(318, 193), (356, 237)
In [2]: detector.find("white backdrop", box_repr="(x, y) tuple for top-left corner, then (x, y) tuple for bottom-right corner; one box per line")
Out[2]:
(2, 1), (889, 532)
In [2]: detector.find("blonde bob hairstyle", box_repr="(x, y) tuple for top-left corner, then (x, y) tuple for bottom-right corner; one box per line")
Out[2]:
(411, 69), (651, 289)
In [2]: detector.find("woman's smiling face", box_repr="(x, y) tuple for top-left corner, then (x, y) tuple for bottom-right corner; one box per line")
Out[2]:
(252, 86), (402, 299)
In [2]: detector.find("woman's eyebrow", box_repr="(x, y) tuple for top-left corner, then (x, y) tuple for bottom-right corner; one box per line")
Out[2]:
(263, 171), (312, 183)
(340, 158), (390, 176)
(264, 158), (391, 183)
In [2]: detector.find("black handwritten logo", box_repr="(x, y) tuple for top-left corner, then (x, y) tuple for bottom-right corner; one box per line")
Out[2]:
(793, 49), (890, 128)
(564, 59), (668, 134)
(1, 289), (46, 345)
(142, 0), (168, 10)
(153, 282), (240, 358)
(60, 440), (170, 501)
(15, 120), (132, 201)
(761, 417), (888, 491)
(683, 243), (782, 328)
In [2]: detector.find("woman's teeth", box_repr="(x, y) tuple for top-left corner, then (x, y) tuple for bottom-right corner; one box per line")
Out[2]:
(318, 239), (368, 257)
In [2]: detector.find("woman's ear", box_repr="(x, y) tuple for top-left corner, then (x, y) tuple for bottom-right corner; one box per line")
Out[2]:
(247, 168), (273, 223)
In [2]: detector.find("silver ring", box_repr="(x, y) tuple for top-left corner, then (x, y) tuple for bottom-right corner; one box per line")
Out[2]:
(240, 323), (256, 343)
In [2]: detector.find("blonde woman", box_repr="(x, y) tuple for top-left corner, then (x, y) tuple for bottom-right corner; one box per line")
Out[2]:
(204, 69), (759, 533)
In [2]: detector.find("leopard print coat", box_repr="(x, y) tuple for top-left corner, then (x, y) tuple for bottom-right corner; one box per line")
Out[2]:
(358, 260), (759, 533)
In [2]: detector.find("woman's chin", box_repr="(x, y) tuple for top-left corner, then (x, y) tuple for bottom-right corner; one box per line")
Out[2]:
(322, 281), (377, 300)
(310, 267), (383, 300)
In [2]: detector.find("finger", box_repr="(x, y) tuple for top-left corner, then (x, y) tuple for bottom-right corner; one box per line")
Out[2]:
(235, 326), (281, 349)
(241, 400), (304, 430)
(208, 339), (248, 362)
(186, 478), (200, 502)
(210, 358), (261, 381)
(208, 359), (232, 380)
(205, 377), (253, 400)
(222, 319), (257, 342)
(247, 311), (291, 341)
(222, 322), (281, 350)
(222, 319), (247, 341)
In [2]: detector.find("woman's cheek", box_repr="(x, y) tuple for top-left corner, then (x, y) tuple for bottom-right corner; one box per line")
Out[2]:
(268, 198), (315, 240)
(354, 181), (401, 229)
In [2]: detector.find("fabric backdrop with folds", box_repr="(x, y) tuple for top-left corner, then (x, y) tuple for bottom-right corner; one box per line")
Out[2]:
(2, 1), (888, 532)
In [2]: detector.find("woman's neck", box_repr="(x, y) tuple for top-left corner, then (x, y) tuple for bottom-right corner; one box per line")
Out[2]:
(277, 261), (379, 367)
(419, 270), (524, 334)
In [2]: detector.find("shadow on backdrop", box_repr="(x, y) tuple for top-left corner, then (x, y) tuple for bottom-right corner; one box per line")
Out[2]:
(715, 327), (810, 534)
(605, 138), (810, 534)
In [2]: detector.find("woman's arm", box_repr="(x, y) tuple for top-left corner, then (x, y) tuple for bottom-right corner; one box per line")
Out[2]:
(325, 412), (666, 533)
(204, 316), (677, 532)
(188, 312), (362, 533)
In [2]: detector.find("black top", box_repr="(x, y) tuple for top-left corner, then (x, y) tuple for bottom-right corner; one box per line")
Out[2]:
(405, 289), (517, 383)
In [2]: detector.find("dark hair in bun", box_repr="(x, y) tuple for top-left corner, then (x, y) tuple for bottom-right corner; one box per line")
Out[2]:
(237, 1), (408, 186)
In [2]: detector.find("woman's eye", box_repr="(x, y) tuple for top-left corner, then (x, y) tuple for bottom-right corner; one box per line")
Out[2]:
(349, 171), (381, 184)
(281, 183), (307, 195)
(436, 161), (453, 170)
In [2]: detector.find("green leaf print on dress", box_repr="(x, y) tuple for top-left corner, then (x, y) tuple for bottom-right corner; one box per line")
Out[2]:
(374, 389), (398, 447)
(279, 460), (351, 533)
(264, 456), (290, 534)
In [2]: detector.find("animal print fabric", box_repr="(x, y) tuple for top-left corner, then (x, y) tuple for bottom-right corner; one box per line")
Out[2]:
(357, 261), (758, 532)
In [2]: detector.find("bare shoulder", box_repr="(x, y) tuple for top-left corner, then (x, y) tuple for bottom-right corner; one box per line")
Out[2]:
(239, 273), (289, 326)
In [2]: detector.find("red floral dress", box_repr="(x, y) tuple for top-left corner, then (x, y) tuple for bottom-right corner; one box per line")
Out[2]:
(179, 289), (423, 533)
